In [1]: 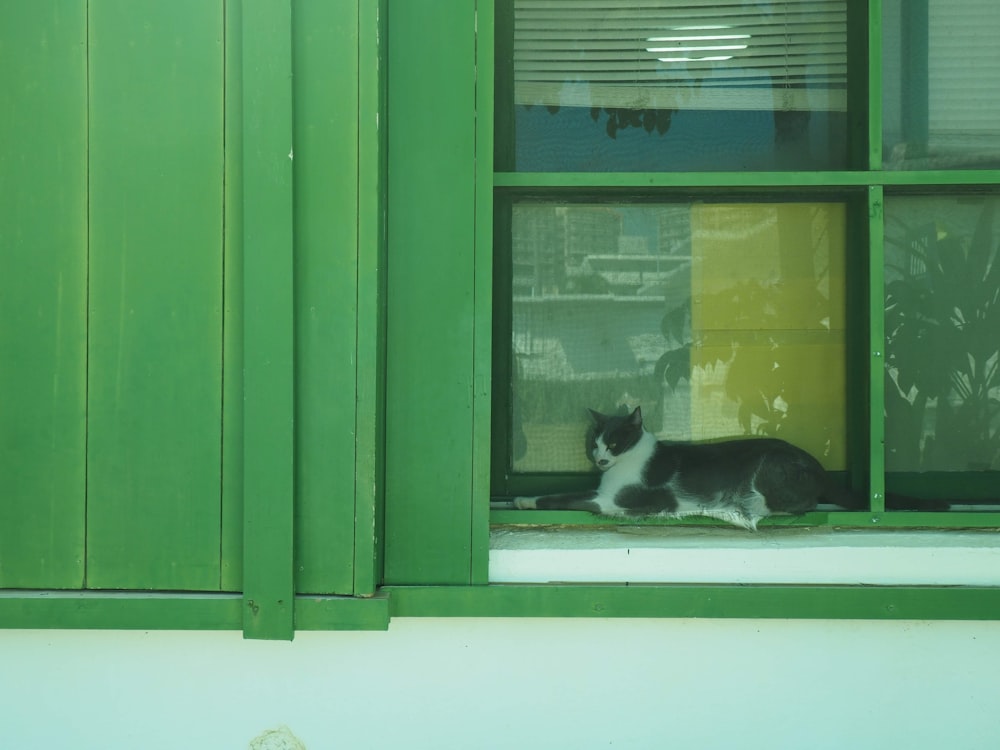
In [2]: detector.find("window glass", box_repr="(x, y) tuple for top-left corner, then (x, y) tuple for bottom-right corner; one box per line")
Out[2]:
(509, 200), (847, 474)
(884, 194), (1000, 472)
(882, 0), (1000, 169)
(498, 0), (849, 172)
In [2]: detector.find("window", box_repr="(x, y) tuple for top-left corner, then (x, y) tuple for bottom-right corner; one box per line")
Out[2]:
(502, 198), (850, 476)
(882, 0), (1000, 169)
(498, 0), (852, 171)
(884, 193), (1000, 497)
(491, 0), (1000, 523)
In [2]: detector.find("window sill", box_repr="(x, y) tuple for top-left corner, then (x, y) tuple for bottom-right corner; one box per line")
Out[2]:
(0, 591), (390, 633)
(490, 526), (1000, 586)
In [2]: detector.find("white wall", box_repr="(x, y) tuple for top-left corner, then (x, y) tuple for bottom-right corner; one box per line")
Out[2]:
(3, 618), (999, 750)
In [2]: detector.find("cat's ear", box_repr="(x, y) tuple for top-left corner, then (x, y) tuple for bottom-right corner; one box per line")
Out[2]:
(586, 408), (604, 424)
(628, 406), (643, 426)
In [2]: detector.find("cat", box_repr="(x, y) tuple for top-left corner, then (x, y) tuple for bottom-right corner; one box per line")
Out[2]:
(510, 406), (948, 530)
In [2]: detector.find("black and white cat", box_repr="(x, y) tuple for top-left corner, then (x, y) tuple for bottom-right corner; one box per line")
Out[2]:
(510, 406), (945, 530)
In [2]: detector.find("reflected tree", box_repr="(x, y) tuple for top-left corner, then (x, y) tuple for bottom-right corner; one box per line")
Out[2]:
(885, 198), (1000, 471)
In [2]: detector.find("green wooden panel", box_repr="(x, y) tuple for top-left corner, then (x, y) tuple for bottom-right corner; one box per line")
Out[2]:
(494, 171), (1000, 188)
(294, 595), (390, 631)
(86, 0), (224, 590)
(291, 0), (359, 596)
(384, 0), (478, 584)
(0, 1), (88, 589)
(472, 0), (495, 584)
(241, 0), (295, 640)
(0, 593), (243, 630)
(387, 584), (1000, 621)
(868, 186), (887, 511)
(355, 0), (388, 595)
(221, 0), (245, 593)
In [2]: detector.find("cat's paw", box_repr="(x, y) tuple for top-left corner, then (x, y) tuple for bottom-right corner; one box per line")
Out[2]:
(513, 497), (537, 510)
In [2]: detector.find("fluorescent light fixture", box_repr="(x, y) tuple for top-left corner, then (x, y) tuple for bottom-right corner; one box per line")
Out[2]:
(657, 55), (735, 62)
(647, 35), (751, 43)
(648, 44), (748, 52)
(647, 30), (749, 63)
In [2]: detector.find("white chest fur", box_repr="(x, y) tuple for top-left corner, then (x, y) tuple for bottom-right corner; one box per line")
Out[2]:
(592, 430), (657, 514)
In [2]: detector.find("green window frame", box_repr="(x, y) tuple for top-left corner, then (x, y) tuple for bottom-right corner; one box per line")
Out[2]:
(381, 0), (1000, 622)
(489, 0), (1000, 530)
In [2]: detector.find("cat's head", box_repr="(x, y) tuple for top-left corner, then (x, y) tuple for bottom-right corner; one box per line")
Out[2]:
(586, 406), (644, 471)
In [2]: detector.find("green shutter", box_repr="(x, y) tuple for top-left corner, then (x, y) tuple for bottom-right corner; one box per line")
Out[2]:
(86, 0), (225, 590)
(291, 0), (361, 596)
(0, 1), (88, 589)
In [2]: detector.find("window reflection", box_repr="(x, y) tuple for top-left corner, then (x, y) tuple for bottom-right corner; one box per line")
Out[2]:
(510, 201), (847, 472)
(884, 195), (1000, 471)
(500, 0), (850, 172)
(882, 1), (1000, 169)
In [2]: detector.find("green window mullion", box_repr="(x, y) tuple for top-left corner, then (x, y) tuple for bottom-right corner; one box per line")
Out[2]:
(867, 0), (885, 514)
(868, 185), (887, 514)
(495, 171), (1000, 189)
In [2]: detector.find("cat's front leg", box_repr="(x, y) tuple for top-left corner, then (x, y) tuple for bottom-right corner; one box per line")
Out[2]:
(515, 491), (602, 513)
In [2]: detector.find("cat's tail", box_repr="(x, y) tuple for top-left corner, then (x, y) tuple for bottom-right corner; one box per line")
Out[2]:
(825, 486), (950, 512)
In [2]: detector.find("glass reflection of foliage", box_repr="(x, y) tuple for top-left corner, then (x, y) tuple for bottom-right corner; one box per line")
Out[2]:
(655, 204), (844, 464)
(885, 198), (1000, 471)
(525, 104), (674, 139)
(659, 282), (833, 438)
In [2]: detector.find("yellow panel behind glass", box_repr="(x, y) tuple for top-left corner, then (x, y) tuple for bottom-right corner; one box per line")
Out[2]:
(688, 203), (847, 469)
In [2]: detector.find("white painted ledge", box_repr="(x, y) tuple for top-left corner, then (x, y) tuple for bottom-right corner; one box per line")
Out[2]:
(490, 527), (1000, 586)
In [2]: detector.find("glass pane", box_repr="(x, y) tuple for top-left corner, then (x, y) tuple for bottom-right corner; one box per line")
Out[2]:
(884, 195), (1000, 472)
(882, 1), (1000, 169)
(510, 200), (847, 473)
(497, 0), (850, 172)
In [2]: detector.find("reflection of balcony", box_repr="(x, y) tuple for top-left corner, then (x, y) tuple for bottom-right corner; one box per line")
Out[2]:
(513, 294), (669, 380)
(581, 254), (690, 296)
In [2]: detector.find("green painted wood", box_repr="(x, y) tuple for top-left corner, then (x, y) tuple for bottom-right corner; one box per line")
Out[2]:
(472, 0), (495, 585)
(491, 510), (1000, 529)
(0, 592), (389, 632)
(384, 0), (479, 585)
(0, 1), (88, 589)
(294, 595), (390, 631)
(221, 0), (245, 593)
(86, 0), (224, 590)
(0, 593), (243, 630)
(843, 194), (871, 497)
(241, 0), (295, 639)
(387, 584), (1000, 621)
(291, 0), (359, 596)
(355, 0), (388, 596)
(494, 170), (1000, 188)
(868, 186), (887, 511)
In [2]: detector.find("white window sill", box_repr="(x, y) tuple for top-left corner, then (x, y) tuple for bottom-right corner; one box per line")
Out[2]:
(490, 527), (1000, 586)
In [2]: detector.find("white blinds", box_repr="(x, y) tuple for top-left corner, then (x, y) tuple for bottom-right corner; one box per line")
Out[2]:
(928, 0), (1000, 149)
(514, 0), (848, 112)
